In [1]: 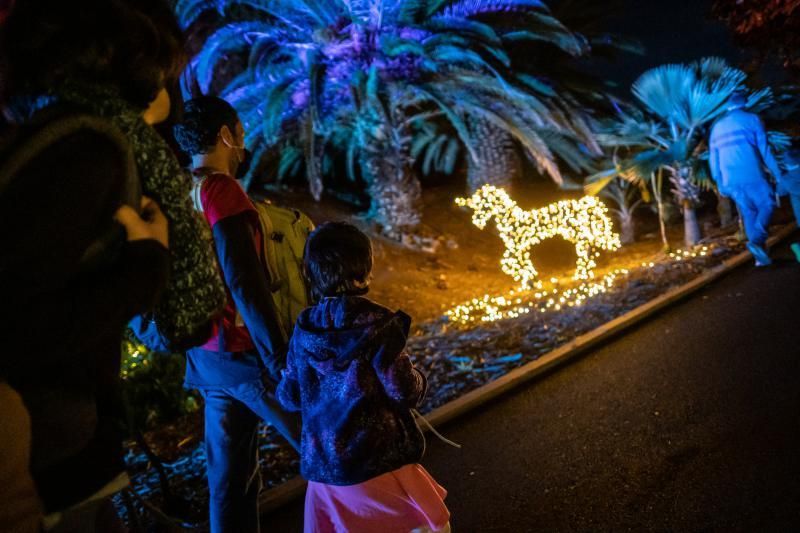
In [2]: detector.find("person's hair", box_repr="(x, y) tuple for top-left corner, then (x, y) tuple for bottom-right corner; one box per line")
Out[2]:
(0, 0), (186, 107)
(728, 91), (748, 107)
(173, 96), (239, 156)
(303, 222), (373, 301)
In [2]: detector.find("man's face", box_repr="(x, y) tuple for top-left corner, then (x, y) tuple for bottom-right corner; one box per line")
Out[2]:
(224, 120), (247, 176)
(234, 120), (245, 147)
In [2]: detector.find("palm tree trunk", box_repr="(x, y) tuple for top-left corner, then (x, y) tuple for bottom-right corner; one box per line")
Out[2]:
(683, 202), (701, 247)
(467, 118), (518, 193)
(619, 212), (635, 245)
(670, 167), (702, 248)
(716, 191), (735, 228)
(361, 144), (421, 241)
(652, 170), (670, 251)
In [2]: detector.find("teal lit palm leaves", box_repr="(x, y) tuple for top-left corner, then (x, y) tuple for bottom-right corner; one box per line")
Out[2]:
(588, 57), (773, 247)
(177, 0), (600, 236)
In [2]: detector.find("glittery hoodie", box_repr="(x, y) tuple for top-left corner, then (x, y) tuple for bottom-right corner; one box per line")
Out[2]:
(277, 295), (427, 486)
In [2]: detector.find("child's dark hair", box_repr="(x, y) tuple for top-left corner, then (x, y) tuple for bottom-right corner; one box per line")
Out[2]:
(174, 96), (239, 156)
(304, 222), (373, 301)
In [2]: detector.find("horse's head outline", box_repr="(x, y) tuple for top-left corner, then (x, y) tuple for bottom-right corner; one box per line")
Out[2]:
(455, 185), (516, 230)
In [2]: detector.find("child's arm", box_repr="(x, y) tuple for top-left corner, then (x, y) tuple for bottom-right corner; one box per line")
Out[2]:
(374, 350), (428, 409)
(276, 341), (302, 412)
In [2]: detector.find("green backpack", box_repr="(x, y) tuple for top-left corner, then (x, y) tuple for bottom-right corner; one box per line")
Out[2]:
(252, 199), (315, 340)
(192, 178), (313, 340)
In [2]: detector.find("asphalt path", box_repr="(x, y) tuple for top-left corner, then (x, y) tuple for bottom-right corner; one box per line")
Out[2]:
(264, 240), (800, 532)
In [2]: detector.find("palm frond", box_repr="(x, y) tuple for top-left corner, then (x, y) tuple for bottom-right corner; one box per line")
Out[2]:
(437, 0), (548, 19)
(633, 58), (746, 131)
(192, 21), (277, 92)
(502, 11), (587, 56)
(175, 0), (217, 29)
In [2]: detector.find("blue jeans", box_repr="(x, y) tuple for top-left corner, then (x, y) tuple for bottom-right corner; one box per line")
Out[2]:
(731, 183), (775, 247)
(201, 379), (301, 533)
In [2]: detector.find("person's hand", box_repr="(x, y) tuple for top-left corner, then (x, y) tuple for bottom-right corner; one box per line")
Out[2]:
(115, 196), (169, 249)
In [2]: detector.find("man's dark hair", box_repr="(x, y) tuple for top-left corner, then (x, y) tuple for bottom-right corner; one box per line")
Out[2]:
(1, 0), (186, 107)
(173, 96), (239, 156)
(303, 222), (373, 301)
(728, 90), (748, 107)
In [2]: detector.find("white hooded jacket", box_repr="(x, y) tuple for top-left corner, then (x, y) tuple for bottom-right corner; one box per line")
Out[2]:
(709, 107), (782, 196)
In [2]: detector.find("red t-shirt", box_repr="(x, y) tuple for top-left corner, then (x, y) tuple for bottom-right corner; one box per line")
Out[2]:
(197, 172), (263, 353)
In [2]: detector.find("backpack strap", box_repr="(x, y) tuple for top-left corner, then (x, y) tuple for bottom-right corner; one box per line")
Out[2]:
(253, 200), (284, 291)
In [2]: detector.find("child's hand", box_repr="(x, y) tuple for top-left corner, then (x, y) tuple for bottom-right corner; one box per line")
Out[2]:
(115, 196), (169, 248)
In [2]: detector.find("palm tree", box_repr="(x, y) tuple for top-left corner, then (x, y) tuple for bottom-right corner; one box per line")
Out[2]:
(463, 0), (643, 194)
(585, 147), (648, 245)
(591, 58), (769, 247)
(460, 0), (604, 192)
(176, 0), (598, 240)
(587, 111), (670, 248)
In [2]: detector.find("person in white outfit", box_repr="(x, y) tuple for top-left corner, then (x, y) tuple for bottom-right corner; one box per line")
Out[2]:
(709, 92), (783, 266)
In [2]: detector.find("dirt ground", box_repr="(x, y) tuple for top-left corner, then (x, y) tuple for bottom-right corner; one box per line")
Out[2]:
(257, 177), (733, 329)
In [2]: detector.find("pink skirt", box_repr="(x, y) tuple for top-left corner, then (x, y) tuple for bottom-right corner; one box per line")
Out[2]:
(304, 464), (450, 533)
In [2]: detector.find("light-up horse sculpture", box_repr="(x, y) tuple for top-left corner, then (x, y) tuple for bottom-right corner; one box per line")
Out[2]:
(456, 185), (621, 289)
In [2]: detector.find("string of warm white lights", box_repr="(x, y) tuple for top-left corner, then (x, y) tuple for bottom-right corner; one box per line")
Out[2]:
(446, 270), (630, 323)
(448, 186), (623, 324)
(455, 186), (621, 288)
(446, 187), (713, 325)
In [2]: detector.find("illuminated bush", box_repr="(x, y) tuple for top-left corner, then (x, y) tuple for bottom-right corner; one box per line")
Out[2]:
(121, 331), (199, 433)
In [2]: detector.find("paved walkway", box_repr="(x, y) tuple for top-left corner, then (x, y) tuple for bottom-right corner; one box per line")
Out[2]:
(265, 240), (800, 532)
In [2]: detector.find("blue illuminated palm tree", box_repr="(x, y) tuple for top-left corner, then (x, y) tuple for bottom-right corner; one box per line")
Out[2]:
(589, 58), (771, 247)
(176, 0), (599, 239)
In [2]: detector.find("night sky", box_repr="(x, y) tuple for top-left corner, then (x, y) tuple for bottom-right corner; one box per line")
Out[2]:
(581, 0), (745, 89)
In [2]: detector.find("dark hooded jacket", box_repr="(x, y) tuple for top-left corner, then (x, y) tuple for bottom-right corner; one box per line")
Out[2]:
(277, 296), (427, 485)
(0, 112), (170, 512)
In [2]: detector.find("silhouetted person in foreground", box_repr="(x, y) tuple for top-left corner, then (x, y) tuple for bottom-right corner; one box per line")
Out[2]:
(0, 1), (196, 530)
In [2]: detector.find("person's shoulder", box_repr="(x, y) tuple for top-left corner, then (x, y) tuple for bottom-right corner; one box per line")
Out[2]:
(349, 296), (410, 334)
(350, 296), (395, 320)
(201, 172), (243, 197)
(731, 109), (761, 124)
(199, 173), (256, 226)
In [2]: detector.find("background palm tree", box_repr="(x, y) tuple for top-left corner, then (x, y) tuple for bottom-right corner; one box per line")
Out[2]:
(176, 0), (601, 240)
(584, 143), (649, 246)
(589, 58), (771, 248)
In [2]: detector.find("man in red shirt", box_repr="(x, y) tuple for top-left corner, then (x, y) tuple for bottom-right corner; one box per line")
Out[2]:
(174, 96), (300, 533)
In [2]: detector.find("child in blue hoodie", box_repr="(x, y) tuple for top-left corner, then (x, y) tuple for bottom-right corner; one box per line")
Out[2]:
(277, 222), (450, 533)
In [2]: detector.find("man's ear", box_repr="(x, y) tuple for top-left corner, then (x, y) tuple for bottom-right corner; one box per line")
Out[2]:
(219, 125), (235, 147)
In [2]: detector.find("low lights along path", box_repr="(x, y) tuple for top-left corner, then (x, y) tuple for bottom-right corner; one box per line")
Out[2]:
(446, 185), (707, 324)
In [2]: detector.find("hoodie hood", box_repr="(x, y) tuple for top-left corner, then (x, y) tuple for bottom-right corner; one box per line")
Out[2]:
(292, 296), (411, 372)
